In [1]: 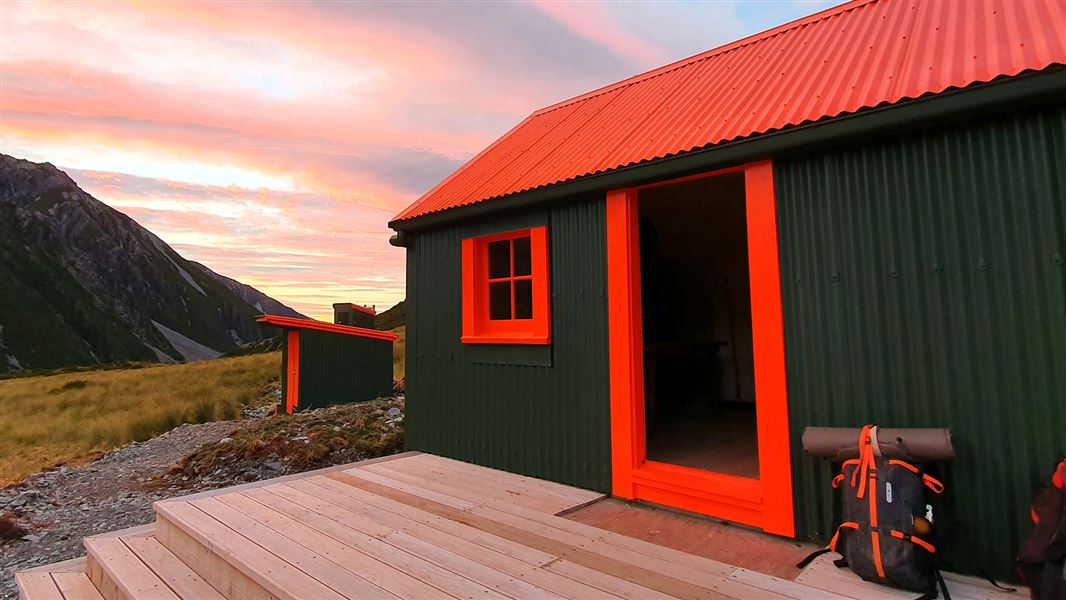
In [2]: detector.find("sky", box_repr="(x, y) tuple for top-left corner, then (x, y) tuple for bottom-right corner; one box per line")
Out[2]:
(1, 0), (835, 321)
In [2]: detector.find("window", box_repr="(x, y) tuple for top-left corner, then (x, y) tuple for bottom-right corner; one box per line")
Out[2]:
(462, 226), (551, 344)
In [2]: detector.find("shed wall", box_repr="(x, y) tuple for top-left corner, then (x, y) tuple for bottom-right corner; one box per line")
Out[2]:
(776, 105), (1066, 577)
(405, 197), (611, 491)
(297, 330), (394, 410)
(280, 336), (289, 412)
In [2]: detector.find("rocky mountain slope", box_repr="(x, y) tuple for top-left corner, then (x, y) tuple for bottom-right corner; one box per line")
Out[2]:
(194, 261), (302, 318)
(0, 154), (303, 372)
(374, 300), (405, 330)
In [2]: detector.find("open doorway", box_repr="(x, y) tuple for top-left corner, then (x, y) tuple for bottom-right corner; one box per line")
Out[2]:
(607, 161), (793, 534)
(638, 172), (759, 480)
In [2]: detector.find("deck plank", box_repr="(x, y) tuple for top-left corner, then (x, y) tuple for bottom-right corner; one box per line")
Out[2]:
(940, 571), (1029, 600)
(358, 457), (745, 586)
(795, 554), (944, 600)
(342, 464), (744, 586)
(466, 504), (796, 600)
(729, 568), (851, 600)
(541, 559), (681, 600)
(327, 471), (742, 600)
(251, 484), (564, 600)
(372, 457), (586, 514)
(477, 498), (743, 576)
(121, 536), (224, 600)
(796, 554), (1025, 600)
(298, 476), (559, 567)
(234, 487), (508, 600)
(51, 573), (105, 600)
(414, 455), (604, 505)
(24, 557), (87, 574)
(14, 572), (64, 600)
(362, 461), (563, 513)
(84, 537), (181, 600)
(333, 466), (809, 600)
(343, 466), (476, 509)
(412, 454), (604, 508)
(280, 479), (636, 600)
(155, 500), (348, 600)
(374, 460), (741, 578)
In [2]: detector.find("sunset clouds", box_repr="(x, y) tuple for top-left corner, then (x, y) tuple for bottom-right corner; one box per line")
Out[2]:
(1, 0), (831, 320)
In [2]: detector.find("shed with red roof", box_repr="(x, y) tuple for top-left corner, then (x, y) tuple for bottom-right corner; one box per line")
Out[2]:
(257, 314), (398, 414)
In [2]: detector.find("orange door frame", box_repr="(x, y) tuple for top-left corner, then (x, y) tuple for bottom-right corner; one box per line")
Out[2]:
(285, 330), (300, 415)
(606, 160), (795, 536)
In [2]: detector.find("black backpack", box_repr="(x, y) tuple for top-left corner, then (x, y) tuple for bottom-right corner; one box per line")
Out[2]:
(800, 425), (950, 599)
(1017, 459), (1066, 600)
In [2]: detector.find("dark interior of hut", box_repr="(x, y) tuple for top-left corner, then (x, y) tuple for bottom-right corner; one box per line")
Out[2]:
(638, 172), (760, 480)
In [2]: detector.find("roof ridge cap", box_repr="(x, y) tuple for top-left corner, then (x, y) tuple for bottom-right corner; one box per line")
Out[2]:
(531, 0), (876, 118)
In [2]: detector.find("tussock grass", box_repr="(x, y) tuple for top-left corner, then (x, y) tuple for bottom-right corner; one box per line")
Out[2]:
(392, 325), (405, 381)
(0, 353), (280, 484)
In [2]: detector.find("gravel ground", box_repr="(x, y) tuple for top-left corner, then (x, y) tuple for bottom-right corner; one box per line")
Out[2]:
(0, 396), (404, 600)
(0, 415), (258, 599)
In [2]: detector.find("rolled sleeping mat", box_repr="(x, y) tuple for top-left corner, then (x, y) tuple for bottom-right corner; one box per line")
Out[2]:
(802, 427), (954, 462)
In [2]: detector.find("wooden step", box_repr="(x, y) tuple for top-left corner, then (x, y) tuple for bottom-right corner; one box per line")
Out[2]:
(85, 537), (182, 600)
(15, 571), (104, 600)
(154, 499), (317, 600)
(122, 537), (225, 600)
(18, 535), (222, 600)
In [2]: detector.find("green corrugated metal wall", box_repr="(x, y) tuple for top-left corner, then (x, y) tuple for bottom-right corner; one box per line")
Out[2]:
(405, 196), (612, 492)
(295, 330), (394, 410)
(776, 105), (1066, 577)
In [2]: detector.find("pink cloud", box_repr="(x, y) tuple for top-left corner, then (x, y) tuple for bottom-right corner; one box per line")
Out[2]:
(531, 1), (669, 67)
(64, 169), (404, 321)
(0, 0), (792, 318)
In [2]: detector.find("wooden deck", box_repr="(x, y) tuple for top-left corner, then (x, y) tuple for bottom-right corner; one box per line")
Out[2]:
(17, 452), (1026, 600)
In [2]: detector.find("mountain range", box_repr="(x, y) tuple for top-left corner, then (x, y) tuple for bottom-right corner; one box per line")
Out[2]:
(0, 154), (304, 373)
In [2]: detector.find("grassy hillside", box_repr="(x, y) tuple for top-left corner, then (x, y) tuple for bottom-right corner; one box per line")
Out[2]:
(0, 353), (279, 484)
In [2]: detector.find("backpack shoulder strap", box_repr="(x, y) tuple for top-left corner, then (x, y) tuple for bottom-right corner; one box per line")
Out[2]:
(795, 548), (831, 569)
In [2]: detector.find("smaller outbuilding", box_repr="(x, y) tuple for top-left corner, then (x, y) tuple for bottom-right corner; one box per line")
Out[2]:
(332, 302), (377, 329)
(256, 314), (397, 414)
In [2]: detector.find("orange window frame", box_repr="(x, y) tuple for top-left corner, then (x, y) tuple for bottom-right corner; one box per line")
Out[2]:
(606, 160), (794, 537)
(461, 226), (551, 345)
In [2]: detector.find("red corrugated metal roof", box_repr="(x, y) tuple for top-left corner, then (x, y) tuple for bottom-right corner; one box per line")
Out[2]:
(256, 314), (399, 341)
(394, 0), (1066, 223)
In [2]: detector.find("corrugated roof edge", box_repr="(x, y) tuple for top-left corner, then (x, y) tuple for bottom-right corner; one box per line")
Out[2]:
(390, 71), (1061, 227)
(530, 0), (873, 118)
(390, 0), (1065, 226)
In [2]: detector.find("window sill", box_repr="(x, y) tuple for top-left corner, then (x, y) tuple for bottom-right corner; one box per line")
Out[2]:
(461, 334), (551, 345)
